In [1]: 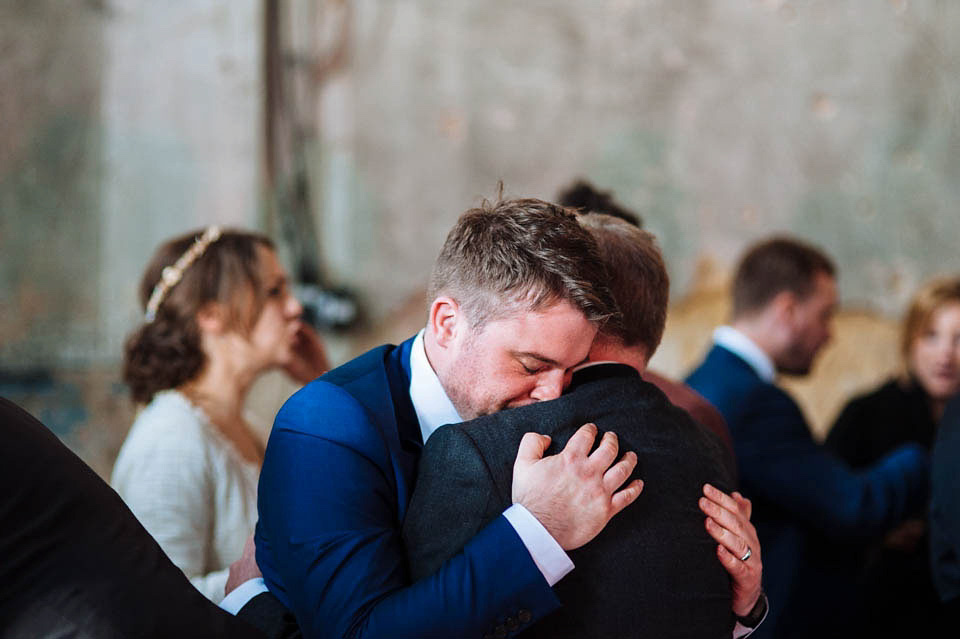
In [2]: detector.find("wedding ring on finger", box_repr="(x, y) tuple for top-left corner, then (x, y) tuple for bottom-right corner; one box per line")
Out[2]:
(740, 546), (752, 562)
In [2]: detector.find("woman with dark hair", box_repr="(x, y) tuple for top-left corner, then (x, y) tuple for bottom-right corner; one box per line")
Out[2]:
(826, 275), (960, 634)
(112, 227), (326, 603)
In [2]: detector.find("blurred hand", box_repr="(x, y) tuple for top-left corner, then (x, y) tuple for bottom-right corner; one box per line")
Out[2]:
(883, 518), (926, 553)
(512, 423), (644, 550)
(700, 484), (763, 617)
(283, 324), (331, 385)
(225, 534), (262, 597)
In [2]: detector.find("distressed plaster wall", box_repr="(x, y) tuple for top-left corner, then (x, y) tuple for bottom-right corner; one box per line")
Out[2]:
(314, 0), (960, 324)
(3, 0), (960, 473)
(1, 0), (263, 476)
(0, 1), (104, 369)
(309, 0), (960, 434)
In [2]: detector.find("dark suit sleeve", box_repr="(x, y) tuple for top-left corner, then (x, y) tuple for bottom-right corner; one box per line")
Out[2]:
(403, 425), (508, 580)
(256, 385), (558, 639)
(736, 386), (929, 539)
(930, 396), (960, 602)
(0, 398), (265, 639)
(237, 592), (303, 639)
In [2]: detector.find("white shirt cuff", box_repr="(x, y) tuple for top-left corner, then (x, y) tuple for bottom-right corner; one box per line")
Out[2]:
(502, 503), (574, 586)
(219, 577), (268, 615)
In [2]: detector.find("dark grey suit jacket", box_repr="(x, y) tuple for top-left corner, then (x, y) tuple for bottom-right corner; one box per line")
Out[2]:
(402, 363), (738, 638)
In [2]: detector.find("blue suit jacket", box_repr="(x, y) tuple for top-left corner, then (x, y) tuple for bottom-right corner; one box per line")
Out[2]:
(255, 336), (559, 639)
(686, 344), (929, 638)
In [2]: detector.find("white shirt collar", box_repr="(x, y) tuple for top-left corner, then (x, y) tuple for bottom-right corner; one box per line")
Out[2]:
(409, 329), (463, 444)
(573, 360), (620, 372)
(712, 326), (776, 383)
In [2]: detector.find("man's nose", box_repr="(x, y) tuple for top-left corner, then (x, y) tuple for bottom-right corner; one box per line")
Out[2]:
(529, 370), (565, 402)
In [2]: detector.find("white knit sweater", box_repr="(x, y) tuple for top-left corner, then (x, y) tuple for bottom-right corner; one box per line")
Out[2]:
(111, 390), (260, 603)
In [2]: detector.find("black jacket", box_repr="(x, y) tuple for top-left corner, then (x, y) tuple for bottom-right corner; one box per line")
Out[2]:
(0, 397), (264, 639)
(402, 363), (738, 639)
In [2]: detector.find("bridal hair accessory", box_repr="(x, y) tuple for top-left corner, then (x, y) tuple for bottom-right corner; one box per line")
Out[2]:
(144, 226), (223, 322)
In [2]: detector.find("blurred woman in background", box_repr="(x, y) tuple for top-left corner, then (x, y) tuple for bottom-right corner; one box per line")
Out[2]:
(829, 276), (960, 461)
(827, 275), (960, 635)
(112, 227), (327, 602)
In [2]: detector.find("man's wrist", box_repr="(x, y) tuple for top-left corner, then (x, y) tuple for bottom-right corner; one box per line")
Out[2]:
(735, 591), (767, 628)
(220, 577), (268, 615)
(502, 504), (574, 586)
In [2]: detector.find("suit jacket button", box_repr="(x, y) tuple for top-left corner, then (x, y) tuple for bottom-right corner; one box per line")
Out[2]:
(505, 616), (519, 631)
(517, 609), (532, 624)
(494, 625), (507, 638)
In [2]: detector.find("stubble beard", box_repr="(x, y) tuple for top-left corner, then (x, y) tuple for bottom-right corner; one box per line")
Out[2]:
(441, 335), (500, 421)
(777, 343), (815, 377)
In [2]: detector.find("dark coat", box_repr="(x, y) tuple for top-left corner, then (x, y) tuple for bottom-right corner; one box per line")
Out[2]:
(0, 397), (265, 639)
(827, 377), (938, 468)
(402, 363), (738, 639)
(686, 344), (930, 639)
(931, 394), (960, 606)
(824, 378), (941, 637)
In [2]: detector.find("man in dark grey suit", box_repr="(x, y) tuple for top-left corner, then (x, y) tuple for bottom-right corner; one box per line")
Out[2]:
(402, 214), (766, 638)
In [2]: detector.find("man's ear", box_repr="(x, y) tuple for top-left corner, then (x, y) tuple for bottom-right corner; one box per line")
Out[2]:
(769, 290), (798, 325)
(196, 301), (228, 335)
(427, 296), (463, 349)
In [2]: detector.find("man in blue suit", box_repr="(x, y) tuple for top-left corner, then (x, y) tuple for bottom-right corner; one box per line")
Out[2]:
(686, 237), (930, 639)
(230, 198), (645, 639)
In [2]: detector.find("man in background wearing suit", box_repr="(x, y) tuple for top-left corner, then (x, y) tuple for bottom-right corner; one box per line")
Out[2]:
(0, 397), (265, 639)
(685, 237), (930, 638)
(403, 213), (767, 638)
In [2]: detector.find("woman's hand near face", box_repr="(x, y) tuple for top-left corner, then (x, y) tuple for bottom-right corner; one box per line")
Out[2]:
(283, 324), (331, 385)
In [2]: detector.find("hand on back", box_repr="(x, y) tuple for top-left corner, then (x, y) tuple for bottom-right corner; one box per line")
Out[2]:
(512, 423), (644, 551)
(699, 484), (764, 617)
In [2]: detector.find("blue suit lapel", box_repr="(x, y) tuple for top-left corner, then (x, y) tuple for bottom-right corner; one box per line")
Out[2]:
(387, 337), (422, 452)
(322, 336), (422, 520)
(382, 337), (422, 521)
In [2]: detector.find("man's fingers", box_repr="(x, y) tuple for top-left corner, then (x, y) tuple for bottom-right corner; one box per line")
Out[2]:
(610, 479), (644, 515)
(586, 430), (621, 472)
(703, 483), (742, 515)
(602, 451), (637, 493)
(516, 432), (552, 465)
(561, 422), (598, 458)
(716, 543), (747, 575)
(705, 516), (751, 560)
(732, 491), (753, 519)
(699, 495), (745, 538)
